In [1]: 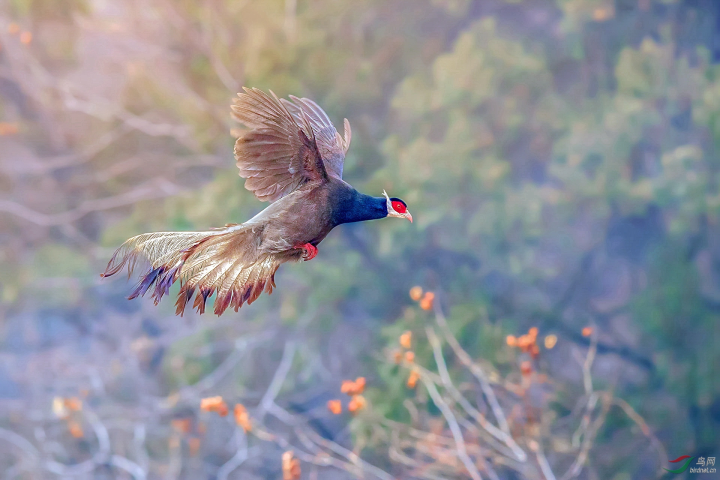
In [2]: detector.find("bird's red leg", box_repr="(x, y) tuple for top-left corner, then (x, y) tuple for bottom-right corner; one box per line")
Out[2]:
(293, 243), (318, 261)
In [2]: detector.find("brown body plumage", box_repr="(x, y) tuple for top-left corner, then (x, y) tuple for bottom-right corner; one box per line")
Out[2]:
(102, 88), (412, 315)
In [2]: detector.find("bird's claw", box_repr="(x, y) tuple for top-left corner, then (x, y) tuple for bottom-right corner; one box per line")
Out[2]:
(294, 243), (318, 261)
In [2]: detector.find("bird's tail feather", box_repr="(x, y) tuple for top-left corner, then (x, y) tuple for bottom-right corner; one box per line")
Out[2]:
(101, 226), (298, 315)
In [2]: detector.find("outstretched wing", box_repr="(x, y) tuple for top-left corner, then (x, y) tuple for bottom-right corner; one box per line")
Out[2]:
(102, 226), (302, 316)
(280, 95), (351, 179)
(232, 88), (327, 203)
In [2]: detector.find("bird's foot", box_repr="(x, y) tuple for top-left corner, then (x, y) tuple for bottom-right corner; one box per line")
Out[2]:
(294, 243), (318, 261)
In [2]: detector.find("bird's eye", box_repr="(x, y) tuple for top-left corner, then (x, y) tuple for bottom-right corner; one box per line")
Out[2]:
(391, 200), (407, 214)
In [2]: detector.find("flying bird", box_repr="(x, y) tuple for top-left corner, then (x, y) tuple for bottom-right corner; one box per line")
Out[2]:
(102, 88), (412, 315)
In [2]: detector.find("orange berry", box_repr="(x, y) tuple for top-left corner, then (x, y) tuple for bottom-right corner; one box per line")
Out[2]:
(530, 344), (540, 358)
(282, 451), (301, 480)
(407, 369), (420, 388)
(340, 377), (366, 396)
(200, 396), (223, 411)
(234, 404), (252, 432)
(506, 335), (517, 347)
(64, 397), (82, 411)
(409, 286), (423, 301)
(520, 361), (532, 376)
(327, 399), (342, 415)
(354, 377), (366, 393)
(582, 327), (593, 337)
(340, 380), (354, 394)
(419, 291), (435, 310)
(171, 418), (192, 433)
(528, 327), (538, 339)
(404, 351), (415, 363)
(347, 394), (367, 414)
(399, 331), (412, 349)
(68, 420), (84, 438)
(19, 31), (32, 44)
(200, 396), (229, 416)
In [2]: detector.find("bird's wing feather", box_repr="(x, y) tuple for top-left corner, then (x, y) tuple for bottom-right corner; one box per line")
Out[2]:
(232, 88), (328, 203)
(101, 225), (302, 315)
(280, 95), (351, 179)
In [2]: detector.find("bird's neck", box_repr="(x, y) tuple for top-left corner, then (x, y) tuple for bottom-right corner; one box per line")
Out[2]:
(332, 190), (388, 225)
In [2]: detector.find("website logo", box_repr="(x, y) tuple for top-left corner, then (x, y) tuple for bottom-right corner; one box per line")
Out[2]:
(664, 455), (716, 474)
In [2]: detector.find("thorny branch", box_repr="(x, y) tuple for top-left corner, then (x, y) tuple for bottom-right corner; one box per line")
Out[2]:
(419, 370), (485, 480)
(376, 292), (667, 480)
(0, 291), (667, 480)
(433, 299), (527, 462)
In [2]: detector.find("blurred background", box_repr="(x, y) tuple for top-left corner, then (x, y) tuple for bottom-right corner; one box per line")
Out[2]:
(1, 0), (719, 478)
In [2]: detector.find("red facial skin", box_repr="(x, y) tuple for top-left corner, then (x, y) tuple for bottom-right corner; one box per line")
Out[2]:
(391, 200), (407, 214)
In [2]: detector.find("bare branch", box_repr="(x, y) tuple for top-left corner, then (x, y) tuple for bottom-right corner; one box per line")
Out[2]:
(419, 370), (484, 480)
(0, 179), (183, 226)
(217, 430), (249, 480)
(432, 303), (527, 462)
(258, 340), (297, 421)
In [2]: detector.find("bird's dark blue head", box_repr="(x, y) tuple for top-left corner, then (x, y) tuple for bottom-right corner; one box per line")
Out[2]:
(332, 189), (413, 225)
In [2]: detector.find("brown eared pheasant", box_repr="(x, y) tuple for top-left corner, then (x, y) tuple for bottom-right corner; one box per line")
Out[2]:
(102, 88), (412, 315)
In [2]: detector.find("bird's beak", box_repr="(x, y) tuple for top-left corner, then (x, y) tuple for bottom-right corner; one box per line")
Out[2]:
(406, 212), (413, 223)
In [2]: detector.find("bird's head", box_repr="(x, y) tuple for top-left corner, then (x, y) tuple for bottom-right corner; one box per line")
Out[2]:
(383, 190), (413, 223)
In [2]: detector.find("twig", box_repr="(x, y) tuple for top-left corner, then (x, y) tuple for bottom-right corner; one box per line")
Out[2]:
(531, 441), (557, 480)
(0, 427), (40, 459)
(432, 302), (527, 462)
(217, 430), (248, 480)
(258, 340), (296, 421)
(419, 371), (484, 480)
(561, 335), (610, 480)
(109, 455), (148, 480)
(301, 428), (395, 480)
(570, 332), (598, 449)
(0, 179), (184, 226)
(612, 398), (667, 477)
(561, 393), (611, 480)
(424, 327), (525, 462)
